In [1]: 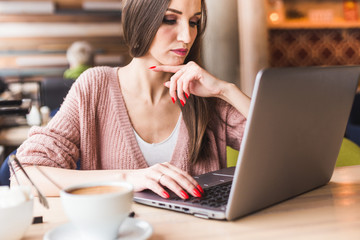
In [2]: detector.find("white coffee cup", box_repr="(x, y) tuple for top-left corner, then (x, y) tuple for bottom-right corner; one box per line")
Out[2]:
(60, 181), (133, 240)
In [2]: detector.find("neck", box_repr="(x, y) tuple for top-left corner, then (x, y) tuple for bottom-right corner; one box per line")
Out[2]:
(121, 58), (172, 105)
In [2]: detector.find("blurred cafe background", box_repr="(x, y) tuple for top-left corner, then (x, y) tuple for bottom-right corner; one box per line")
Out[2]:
(0, 0), (360, 165)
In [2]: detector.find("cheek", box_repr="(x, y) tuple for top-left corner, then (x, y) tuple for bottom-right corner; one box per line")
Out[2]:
(191, 29), (198, 40)
(189, 29), (198, 46)
(150, 28), (175, 53)
(156, 27), (176, 42)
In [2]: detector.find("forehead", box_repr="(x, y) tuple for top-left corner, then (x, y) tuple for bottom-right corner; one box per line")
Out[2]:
(168, 0), (202, 15)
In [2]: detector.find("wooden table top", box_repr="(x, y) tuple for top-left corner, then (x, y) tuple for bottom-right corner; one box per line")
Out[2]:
(23, 165), (360, 240)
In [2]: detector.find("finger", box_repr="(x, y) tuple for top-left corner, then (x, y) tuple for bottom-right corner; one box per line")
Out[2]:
(164, 163), (199, 186)
(153, 163), (199, 198)
(180, 68), (196, 98)
(163, 81), (175, 103)
(146, 165), (184, 198)
(169, 76), (177, 102)
(169, 69), (185, 102)
(150, 65), (183, 73)
(163, 81), (170, 88)
(176, 80), (185, 106)
(158, 174), (190, 199)
(158, 163), (202, 198)
(183, 81), (191, 99)
(145, 179), (170, 199)
(178, 71), (194, 99)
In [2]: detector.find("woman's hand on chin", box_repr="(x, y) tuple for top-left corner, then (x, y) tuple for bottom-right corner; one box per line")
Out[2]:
(150, 61), (229, 106)
(126, 162), (203, 199)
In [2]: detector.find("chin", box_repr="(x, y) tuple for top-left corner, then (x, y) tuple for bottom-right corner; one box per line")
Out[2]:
(157, 54), (186, 66)
(165, 58), (186, 66)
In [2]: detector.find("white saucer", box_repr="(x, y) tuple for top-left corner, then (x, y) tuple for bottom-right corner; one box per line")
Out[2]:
(43, 217), (153, 240)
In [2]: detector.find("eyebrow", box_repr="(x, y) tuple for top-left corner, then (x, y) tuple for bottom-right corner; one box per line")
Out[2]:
(167, 8), (202, 16)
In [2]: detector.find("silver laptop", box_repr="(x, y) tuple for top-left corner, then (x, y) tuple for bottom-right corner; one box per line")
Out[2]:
(134, 66), (360, 220)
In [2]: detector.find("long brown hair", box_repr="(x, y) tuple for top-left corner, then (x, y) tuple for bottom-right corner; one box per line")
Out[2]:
(122, 0), (212, 164)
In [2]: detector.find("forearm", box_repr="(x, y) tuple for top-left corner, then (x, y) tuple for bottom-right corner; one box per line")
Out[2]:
(11, 166), (131, 197)
(218, 82), (251, 118)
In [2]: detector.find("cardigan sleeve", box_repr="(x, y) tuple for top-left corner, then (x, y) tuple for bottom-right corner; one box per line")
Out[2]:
(217, 99), (247, 151)
(16, 72), (88, 169)
(191, 99), (247, 174)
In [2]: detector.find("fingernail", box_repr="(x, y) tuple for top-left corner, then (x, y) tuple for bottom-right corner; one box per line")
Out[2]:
(185, 93), (189, 99)
(149, 66), (156, 69)
(171, 97), (176, 104)
(197, 185), (204, 194)
(180, 100), (185, 107)
(193, 188), (201, 197)
(162, 191), (170, 199)
(180, 190), (189, 199)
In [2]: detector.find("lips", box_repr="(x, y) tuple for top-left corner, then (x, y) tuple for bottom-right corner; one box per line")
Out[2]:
(171, 48), (188, 56)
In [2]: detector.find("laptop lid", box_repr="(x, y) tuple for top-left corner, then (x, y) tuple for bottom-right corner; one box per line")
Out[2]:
(226, 65), (359, 220)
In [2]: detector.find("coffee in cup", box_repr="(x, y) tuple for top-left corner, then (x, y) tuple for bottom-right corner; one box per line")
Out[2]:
(68, 185), (127, 195)
(60, 181), (133, 240)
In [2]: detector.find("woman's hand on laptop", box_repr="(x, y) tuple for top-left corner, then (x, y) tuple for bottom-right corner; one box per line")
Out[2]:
(126, 162), (203, 199)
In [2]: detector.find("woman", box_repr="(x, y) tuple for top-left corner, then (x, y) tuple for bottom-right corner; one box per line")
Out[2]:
(15, 0), (250, 199)
(63, 41), (94, 80)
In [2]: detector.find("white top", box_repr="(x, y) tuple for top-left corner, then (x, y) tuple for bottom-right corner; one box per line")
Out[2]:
(133, 114), (182, 166)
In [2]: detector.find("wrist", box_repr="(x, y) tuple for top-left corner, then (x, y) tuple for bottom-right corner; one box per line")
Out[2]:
(116, 170), (129, 182)
(218, 82), (235, 102)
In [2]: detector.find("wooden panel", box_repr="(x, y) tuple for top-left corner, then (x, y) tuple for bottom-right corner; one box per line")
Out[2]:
(0, 54), (129, 69)
(0, 1), (55, 14)
(54, 0), (122, 10)
(0, 22), (123, 38)
(55, 0), (82, 9)
(0, 0), (129, 71)
(0, 0), (122, 11)
(0, 36), (130, 69)
(0, 13), (121, 23)
(0, 36), (127, 52)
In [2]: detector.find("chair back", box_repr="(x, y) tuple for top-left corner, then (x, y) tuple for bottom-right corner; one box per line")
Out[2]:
(0, 149), (81, 186)
(40, 77), (74, 111)
(0, 149), (16, 186)
(346, 93), (360, 146)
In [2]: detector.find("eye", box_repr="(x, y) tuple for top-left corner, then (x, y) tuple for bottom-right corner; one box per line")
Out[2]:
(189, 20), (199, 28)
(163, 15), (177, 25)
(189, 18), (200, 28)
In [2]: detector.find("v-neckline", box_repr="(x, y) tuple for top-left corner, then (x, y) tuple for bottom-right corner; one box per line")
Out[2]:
(111, 67), (186, 167)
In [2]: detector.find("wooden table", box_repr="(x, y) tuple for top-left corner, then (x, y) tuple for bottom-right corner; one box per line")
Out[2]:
(23, 165), (360, 240)
(0, 125), (31, 147)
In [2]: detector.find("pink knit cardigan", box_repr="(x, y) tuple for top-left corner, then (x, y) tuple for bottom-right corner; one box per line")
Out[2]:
(17, 67), (247, 176)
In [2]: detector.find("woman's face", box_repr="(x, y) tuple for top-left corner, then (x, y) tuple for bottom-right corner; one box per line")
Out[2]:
(147, 0), (202, 65)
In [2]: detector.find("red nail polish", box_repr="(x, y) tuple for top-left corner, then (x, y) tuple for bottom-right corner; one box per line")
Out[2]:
(197, 185), (204, 194)
(149, 66), (156, 69)
(180, 190), (189, 199)
(193, 188), (201, 197)
(185, 93), (189, 99)
(162, 191), (170, 199)
(180, 100), (185, 107)
(171, 97), (176, 104)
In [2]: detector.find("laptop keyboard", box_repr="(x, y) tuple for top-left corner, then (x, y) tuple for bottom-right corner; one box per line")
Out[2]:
(170, 182), (232, 208)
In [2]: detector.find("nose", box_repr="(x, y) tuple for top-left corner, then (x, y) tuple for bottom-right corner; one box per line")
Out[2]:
(177, 21), (192, 44)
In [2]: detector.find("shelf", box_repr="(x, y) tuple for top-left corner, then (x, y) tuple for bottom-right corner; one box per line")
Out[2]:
(0, 11), (121, 23)
(0, 0), (128, 71)
(268, 18), (360, 29)
(0, 22), (123, 38)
